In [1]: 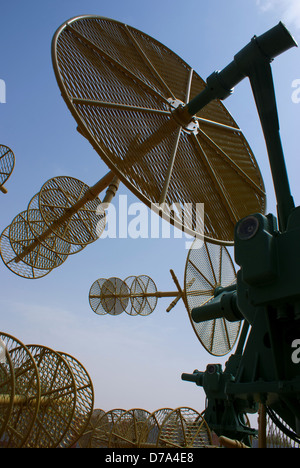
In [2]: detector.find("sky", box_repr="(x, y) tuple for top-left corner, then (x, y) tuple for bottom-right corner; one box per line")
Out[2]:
(0, 0), (299, 422)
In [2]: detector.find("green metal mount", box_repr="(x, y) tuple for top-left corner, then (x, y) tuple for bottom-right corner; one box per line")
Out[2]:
(182, 22), (300, 443)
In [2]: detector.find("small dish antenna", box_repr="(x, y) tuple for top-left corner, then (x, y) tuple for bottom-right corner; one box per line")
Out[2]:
(52, 15), (266, 246)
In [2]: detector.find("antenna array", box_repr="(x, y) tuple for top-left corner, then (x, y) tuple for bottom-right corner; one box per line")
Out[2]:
(0, 145), (15, 194)
(79, 406), (212, 448)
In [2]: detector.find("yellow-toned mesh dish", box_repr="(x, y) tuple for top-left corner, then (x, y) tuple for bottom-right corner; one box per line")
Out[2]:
(24, 345), (77, 448)
(89, 278), (110, 315)
(184, 239), (241, 356)
(123, 276), (139, 316)
(140, 408), (173, 447)
(108, 408), (152, 448)
(89, 277), (130, 316)
(0, 333), (96, 448)
(0, 333), (40, 448)
(0, 336), (14, 442)
(91, 408), (126, 448)
(0, 145), (15, 192)
(129, 275), (158, 316)
(58, 352), (94, 448)
(156, 407), (212, 448)
(38, 176), (106, 246)
(0, 226), (51, 279)
(27, 193), (85, 256)
(78, 408), (105, 448)
(52, 15), (265, 245)
(9, 211), (68, 271)
(100, 277), (130, 315)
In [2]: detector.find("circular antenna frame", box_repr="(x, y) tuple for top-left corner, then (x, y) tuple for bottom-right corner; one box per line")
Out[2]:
(184, 239), (241, 356)
(0, 333), (41, 448)
(25, 345), (77, 448)
(91, 408), (126, 448)
(0, 145), (15, 191)
(129, 275), (158, 316)
(52, 15), (265, 245)
(156, 407), (212, 448)
(100, 277), (130, 315)
(0, 336), (15, 442)
(27, 193), (85, 256)
(38, 176), (106, 246)
(58, 352), (94, 448)
(89, 278), (110, 315)
(78, 408), (105, 448)
(9, 211), (68, 271)
(123, 276), (139, 315)
(108, 408), (152, 448)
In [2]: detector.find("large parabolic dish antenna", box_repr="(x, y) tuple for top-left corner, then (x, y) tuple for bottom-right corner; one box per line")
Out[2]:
(52, 15), (266, 245)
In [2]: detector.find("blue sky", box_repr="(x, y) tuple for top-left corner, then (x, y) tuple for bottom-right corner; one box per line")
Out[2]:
(0, 0), (299, 418)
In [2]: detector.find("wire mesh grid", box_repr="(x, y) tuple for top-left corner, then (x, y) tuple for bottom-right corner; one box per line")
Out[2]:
(81, 406), (213, 448)
(25, 345), (77, 448)
(0, 145), (15, 189)
(89, 275), (159, 316)
(266, 411), (300, 448)
(100, 277), (130, 315)
(52, 15), (266, 245)
(58, 352), (94, 448)
(38, 176), (106, 245)
(129, 275), (158, 316)
(27, 193), (84, 255)
(0, 333), (40, 448)
(156, 407), (212, 448)
(89, 409), (126, 448)
(0, 333), (95, 449)
(108, 408), (152, 448)
(0, 226), (51, 279)
(0, 174), (108, 279)
(9, 211), (68, 270)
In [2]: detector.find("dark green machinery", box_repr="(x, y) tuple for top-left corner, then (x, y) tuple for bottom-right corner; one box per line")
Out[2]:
(181, 22), (300, 445)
